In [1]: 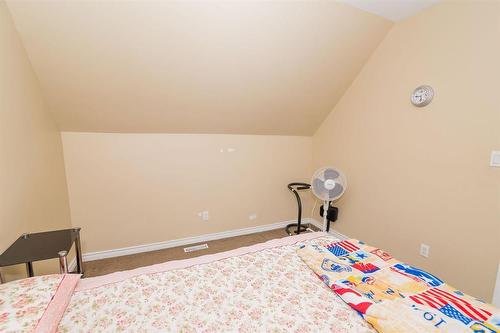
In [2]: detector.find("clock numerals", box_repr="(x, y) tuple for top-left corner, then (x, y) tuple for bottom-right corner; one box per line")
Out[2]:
(411, 85), (434, 107)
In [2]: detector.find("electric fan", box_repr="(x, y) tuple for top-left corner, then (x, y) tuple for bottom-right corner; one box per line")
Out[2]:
(311, 167), (347, 231)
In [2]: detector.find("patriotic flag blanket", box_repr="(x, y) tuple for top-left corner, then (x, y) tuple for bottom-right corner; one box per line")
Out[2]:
(297, 238), (500, 333)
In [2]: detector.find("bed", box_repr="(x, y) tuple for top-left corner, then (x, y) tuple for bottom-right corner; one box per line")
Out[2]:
(1, 232), (498, 333)
(1, 232), (373, 332)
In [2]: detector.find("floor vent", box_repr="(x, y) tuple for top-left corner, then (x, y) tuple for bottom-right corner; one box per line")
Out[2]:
(183, 243), (209, 253)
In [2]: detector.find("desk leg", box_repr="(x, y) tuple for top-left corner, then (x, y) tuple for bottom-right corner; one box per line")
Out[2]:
(58, 251), (68, 274)
(26, 262), (34, 277)
(75, 231), (84, 275)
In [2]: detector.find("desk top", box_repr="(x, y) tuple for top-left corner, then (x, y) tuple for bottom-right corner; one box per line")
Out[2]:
(0, 228), (80, 267)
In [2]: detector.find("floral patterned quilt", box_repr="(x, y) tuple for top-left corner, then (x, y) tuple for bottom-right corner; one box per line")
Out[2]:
(56, 232), (375, 332)
(0, 274), (80, 333)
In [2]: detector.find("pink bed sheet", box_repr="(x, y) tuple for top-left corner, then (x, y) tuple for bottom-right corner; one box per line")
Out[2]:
(35, 274), (80, 333)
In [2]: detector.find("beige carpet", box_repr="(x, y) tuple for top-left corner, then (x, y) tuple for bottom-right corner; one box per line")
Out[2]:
(83, 227), (317, 278)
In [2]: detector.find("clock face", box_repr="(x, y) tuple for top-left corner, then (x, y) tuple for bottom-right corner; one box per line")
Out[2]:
(411, 85), (434, 107)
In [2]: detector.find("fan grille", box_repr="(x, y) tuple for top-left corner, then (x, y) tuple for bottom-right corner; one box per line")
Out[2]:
(311, 167), (347, 201)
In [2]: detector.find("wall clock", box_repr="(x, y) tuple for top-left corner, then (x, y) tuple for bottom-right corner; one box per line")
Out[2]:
(411, 85), (434, 107)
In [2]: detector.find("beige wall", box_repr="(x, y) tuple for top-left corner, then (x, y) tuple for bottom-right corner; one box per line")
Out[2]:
(0, 2), (72, 280)
(313, 1), (500, 301)
(3, 0), (498, 303)
(62, 133), (313, 253)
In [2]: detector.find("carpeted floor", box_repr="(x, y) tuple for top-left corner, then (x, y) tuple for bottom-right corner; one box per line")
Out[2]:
(83, 226), (317, 278)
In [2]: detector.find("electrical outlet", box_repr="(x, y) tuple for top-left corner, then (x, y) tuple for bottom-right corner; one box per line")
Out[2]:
(420, 244), (430, 258)
(490, 150), (500, 167)
(249, 213), (257, 220)
(198, 211), (209, 221)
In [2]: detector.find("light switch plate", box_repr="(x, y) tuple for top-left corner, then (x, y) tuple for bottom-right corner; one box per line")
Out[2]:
(491, 151), (500, 167)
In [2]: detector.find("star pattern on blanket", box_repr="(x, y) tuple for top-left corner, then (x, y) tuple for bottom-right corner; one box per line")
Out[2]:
(297, 238), (500, 333)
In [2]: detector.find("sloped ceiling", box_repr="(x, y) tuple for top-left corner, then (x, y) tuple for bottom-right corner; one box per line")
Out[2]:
(6, 1), (392, 135)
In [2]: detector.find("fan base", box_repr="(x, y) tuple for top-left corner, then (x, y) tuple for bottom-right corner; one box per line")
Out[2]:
(285, 223), (312, 236)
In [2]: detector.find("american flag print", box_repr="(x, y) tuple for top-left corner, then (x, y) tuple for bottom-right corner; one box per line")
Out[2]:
(409, 287), (492, 324)
(327, 245), (349, 257)
(298, 238), (500, 333)
(326, 240), (360, 256)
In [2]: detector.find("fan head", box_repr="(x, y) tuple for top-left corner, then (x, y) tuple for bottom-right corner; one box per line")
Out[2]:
(311, 167), (347, 201)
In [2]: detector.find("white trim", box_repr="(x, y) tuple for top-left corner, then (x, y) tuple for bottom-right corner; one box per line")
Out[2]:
(82, 218), (317, 262)
(308, 218), (349, 240)
(493, 260), (500, 307)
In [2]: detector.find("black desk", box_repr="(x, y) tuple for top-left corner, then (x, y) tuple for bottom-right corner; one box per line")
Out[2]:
(0, 228), (84, 279)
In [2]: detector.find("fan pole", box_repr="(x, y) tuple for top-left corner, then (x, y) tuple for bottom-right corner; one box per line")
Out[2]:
(323, 201), (329, 232)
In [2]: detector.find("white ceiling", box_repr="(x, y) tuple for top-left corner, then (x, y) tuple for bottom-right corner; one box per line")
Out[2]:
(341, 0), (439, 21)
(7, 1), (395, 135)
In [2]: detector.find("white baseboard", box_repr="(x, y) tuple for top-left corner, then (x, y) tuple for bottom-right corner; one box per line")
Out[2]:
(82, 218), (320, 262)
(308, 218), (349, 240)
